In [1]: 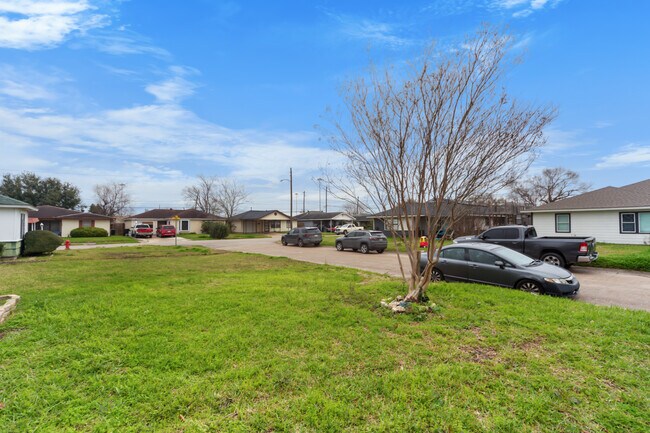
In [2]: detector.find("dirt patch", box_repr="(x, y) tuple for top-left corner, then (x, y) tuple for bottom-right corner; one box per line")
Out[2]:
(461, 345), (498, 363)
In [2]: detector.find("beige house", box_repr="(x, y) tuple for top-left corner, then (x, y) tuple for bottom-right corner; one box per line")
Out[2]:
(230, 210), (292, 233)
(125, 209), (225, 234)
(28, 205), (112, 237)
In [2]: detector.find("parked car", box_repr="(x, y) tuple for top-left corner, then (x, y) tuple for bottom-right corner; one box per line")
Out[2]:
(281, 227), (322, 247)
(420, 242), (580, 296)
(156, 225), (176, 238)
(454, 225), (598, 268)
(131, 224), (153, 238)
(335, 223), (364, 235)
(335, 230), (388, 254)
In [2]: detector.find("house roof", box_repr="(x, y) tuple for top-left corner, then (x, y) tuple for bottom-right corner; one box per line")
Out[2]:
(127, 208), (225, 220)
(527, 179), (650, 212)
(0, 194), (37, 210)
(294, 211), (353, 221)
(370, 200), (520, 218)
(28, 205), (111, 219)
(232, 210), (290, 220)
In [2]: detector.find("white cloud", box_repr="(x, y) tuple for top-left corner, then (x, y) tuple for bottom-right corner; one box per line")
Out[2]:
(0, 65), (57, 101)
(490, 0), (563, 18)
(80, 30), (171, 58)
(0, 0), (107, 50)
(327, 12), (413, 49)
(145, 77), (197, 103)
(596, 145), (650, 169)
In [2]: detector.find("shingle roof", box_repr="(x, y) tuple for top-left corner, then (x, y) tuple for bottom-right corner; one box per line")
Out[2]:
(232, 210), (290, 220)
(0, 194), (37, 210)
(128, 208), (225, 219)
(28, 205), (111, 219)
(294, 211), (352, 221)
(528, 179), (650, 212)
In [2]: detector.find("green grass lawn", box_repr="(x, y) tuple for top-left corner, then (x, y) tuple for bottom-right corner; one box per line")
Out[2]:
(179, 233), (271, 241)
(0, 247), (648, 432)
(579, 243), (650, 272)
(65, 235), (138, 244)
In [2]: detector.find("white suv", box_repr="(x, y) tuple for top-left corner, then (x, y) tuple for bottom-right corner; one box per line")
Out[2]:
(335, 223), (363, 235)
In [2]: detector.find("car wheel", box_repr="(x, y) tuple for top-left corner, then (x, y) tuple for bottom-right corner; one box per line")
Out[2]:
(314, 242), (321, 247)
(516, 280), (543, 294)
(343, 230), (348, 235)
(431, 268), (444, 282)
(377, 249), (384, 254)
(281, 239), (287, 246)
(541, 253), (565, 268)
(298, 239), (304, 247)
(360, 244), (369, 254)
(336, 242), (343, 251)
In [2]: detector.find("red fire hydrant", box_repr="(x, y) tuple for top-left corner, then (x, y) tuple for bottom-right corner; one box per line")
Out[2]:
(65, 239), (70, 250)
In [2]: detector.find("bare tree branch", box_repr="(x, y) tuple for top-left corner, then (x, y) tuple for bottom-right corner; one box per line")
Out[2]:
(91, 182), (132, 216)
(509, 167), (591, 207)
(330, 27), (557, 302)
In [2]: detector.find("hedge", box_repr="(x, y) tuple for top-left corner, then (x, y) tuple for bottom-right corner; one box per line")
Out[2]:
(70, 227), (108, 237)
(23, 231), (63, 256)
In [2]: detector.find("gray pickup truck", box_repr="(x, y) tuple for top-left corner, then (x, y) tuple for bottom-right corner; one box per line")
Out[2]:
(454, 225), (598, 268)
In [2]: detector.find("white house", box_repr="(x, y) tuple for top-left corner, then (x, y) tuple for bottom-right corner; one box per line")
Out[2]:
(528, 179), (650, 245)
(0, 194), (37, 257)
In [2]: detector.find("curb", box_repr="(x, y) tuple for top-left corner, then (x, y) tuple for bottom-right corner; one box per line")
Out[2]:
(0, 294), (20, 324)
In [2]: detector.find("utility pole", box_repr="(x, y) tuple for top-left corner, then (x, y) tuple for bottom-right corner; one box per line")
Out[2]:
(290, 168), (293, 228)
(302, 191), (305, 213)
(325, 186), (328, 213)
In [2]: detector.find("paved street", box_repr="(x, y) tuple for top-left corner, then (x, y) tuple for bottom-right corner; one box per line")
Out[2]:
(66, 235), (650, 312)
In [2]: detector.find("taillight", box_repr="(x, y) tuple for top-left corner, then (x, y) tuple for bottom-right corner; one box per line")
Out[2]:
(579, 242), (588, 253)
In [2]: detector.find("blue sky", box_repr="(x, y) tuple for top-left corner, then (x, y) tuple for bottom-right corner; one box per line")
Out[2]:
(0, 0), (648, 213)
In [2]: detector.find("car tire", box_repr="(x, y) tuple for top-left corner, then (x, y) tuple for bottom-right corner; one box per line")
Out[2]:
(431, 268), (444, 282)
(516, 279), (543, 294)
(377, 249), (384, 254)
(298, 239), (304, 247)
(343, 230), (348, 235)
(336, 242), (343, 251)
(541, 252), (565, 268)
(360, 244), (369, 254)
(281, 239), (287, 246)
(314, 242), (321, 247)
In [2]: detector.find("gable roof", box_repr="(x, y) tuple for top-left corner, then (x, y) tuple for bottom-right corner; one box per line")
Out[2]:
(232, 210), (290, 220)
(127, 208), (224, 220)
(29, 205), (111, 219)
(0, 194), (37, 210)
(528, 179), (650, 212)
(294, 211), (354, 221)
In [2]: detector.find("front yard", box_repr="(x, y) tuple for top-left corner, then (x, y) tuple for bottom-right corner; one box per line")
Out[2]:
(0, 247), (648, 432)
(580, 243), (650, 272)
(65, 235), (138, 245)
(179, 233), (271, 241)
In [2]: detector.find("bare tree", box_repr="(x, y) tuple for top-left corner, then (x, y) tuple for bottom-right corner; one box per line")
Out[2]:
(330, 28), (556, 302)
(90, 182), (131, 216)
(509, 167), (591, 207)
(214, 178), (248, 223)
(183, 175), (219, 214)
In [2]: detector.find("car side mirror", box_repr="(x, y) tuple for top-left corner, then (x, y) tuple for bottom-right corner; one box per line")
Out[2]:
(494, 260), (505, 269)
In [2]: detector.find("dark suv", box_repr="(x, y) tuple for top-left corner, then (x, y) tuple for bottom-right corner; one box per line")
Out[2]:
(335, 230), (387, 254)
(281, 227), (322, 247)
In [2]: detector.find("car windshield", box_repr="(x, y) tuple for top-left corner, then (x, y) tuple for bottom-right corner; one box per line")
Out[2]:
(162, 226), (174, 229)
(492, 246), (539, 266)
(305, 228), (320, 233)
(369, 231), (385, 237)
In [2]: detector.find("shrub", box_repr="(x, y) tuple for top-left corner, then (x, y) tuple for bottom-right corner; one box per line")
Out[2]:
(23, 231), (63, 256)
(70, 227), (109, 238)
(201, 221), (215, 234)
(209, 223), (230, 239)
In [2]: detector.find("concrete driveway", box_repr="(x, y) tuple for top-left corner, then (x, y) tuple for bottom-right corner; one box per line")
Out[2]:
(133, 234), (650, 312)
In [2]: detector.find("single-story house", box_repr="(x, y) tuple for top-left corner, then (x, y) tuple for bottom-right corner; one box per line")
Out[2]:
(370, 200), (523, 237)
(124, 209), (225, 234)
(0, 194), (37, 257)
(230, 210), (292, 233)
(28, 205), (112, 237)
(527, 179), (650, 245)
(294, 211), (355, 231)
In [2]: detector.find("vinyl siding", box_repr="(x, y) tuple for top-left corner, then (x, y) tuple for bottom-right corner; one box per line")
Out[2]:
(532, 210), (650, 245)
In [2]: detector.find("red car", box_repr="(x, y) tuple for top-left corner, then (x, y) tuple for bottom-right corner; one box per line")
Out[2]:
(156, 225), (176, 237)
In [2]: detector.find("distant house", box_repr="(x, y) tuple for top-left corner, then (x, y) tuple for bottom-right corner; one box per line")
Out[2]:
(0, 194), (37, 257)
(370, 200), (522, 237)
(527, 179), (650, 245)
(28, 205), (112, 237)
(230, 210), (292, 233)
(124, 209), (225, 234)
(294, 211), (355, 231)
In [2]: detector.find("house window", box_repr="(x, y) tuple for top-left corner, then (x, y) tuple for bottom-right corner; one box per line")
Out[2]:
(640, 212), (650, 234)
(81, 220), (93, 227)
(270, 221), (281, 229)
(620, 213), (637, 233)
(555, 214), (571, 233)
(181, 220), (190, 231)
